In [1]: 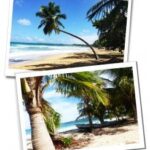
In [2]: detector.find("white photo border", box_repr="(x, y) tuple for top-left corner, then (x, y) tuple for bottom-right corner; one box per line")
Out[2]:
(6, 0), (132, 76)
(16, 62), (146, 150)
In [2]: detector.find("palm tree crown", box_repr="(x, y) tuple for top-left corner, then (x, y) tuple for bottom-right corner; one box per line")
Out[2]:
(36, 2), (99, 59)
(36, 2), (66, 35)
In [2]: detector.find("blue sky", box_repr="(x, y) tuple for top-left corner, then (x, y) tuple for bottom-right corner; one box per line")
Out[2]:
(43, 84), (81, 123)
(11, 0), (99, 44)
(23, 71), (114, 129)
(24, 82), (81, 129)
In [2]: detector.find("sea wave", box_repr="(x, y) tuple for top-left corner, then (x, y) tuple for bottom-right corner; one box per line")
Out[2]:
(9, 43), (89, 63)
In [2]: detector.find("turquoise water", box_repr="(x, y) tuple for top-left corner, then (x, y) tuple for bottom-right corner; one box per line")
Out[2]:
(25, 118), (100, 136)
(9, 42), (89, 64)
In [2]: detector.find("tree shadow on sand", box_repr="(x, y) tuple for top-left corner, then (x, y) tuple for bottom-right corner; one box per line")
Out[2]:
(24, 53), (123, 71)
(92, 120), (136, 136)
(63, 53), (123, 59)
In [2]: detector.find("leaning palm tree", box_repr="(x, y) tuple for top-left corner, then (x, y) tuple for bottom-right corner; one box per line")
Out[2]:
(36, 2), (99, 59)
(20, 72), (109, 149)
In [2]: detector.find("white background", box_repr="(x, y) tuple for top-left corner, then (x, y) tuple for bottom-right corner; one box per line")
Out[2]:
(0, 0), (149, 149)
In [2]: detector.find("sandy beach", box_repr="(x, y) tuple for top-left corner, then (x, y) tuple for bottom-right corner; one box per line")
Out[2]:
(27, 122), (139, 150)
(10, 49), (123, 71)
(84, 123), (139, 149)
(60, 123), (139, 149)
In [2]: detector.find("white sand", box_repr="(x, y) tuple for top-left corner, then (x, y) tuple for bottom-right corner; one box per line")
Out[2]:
(26, 123), (139, 150)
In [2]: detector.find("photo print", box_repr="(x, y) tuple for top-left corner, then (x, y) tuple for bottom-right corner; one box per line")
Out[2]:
(6, 0), (132, 76)
(16, 62), (145, 150)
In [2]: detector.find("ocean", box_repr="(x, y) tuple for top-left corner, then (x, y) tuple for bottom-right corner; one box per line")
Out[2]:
(9, 42), (89, 64)
(25, 116), (120, 138)
(25, 118), (101, 137)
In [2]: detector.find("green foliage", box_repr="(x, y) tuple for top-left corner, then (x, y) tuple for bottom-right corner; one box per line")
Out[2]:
(61, 137), (73, 148)
(77, 100), (106, 124)
(36, 2), (99, 59)
(87, 0), (128, 51)
(55, 72), (110, 106)
(36, 2), (66, 35)
(53, 72), (110, 128)
(103, 67), (137, 121)
(41, 99), (61, 135)
(23, 66), (136, 140)
(74, 67), (137, 122)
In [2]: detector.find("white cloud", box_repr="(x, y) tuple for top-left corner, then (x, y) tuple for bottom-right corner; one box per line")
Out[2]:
(43, 90), (79, 123)
(17, 18), (31, 26)
(24, 36), (45, 43)
(43, 90), (62, 99)
(52, 102), (79, 123)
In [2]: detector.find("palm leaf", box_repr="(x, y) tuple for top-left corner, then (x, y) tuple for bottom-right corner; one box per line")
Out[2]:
(41, 99), (61, 135)
(87, 0), (116, 20)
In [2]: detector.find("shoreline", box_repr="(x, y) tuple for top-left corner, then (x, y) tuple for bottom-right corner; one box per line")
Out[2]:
(9, 49), (123, 71)
(26, 122), (139, 150)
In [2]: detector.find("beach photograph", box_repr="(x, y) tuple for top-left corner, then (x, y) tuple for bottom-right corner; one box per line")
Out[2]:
(16, 63), (145, 150)
(7, 0), (131, 75)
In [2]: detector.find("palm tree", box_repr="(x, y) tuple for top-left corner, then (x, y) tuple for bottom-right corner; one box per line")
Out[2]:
(21, 77), (56, 150)
(87, 0), (128, 51)
(36, 2), (99, 59)
(54, 72), (109, 129)
(87, 0), (127, 21)
(20, 72), (109, 149)
(77, 100), (106, 125)
(76, 101), (94, 126)
(102, 67), (137, 121)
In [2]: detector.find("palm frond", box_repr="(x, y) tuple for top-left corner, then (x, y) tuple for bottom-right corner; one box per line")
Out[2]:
(38, 20), (46, 29)
(36, 2), (66, 34)
(87, 0), (116, 20)
(41, 99), (61, 135)
(54, 72), (110, 107)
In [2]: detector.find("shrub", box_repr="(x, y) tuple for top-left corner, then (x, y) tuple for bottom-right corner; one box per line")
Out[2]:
(61, 136), (73, 148)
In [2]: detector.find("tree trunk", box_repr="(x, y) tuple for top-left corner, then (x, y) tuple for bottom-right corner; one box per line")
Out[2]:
(84, 98), (93, 130)
(21, 78), (55, 150)
(98, 116), (104, 125)
(87, 113), (93, 130)
(59, 29), (99, 60)
(131, 102), (137, 122)
(29, 112), (55, 150)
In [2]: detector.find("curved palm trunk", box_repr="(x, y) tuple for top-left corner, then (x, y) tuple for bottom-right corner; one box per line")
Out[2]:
(21, 78), (55, 150)
(29, 111), (55, 150)
(59, 29), (99, 60)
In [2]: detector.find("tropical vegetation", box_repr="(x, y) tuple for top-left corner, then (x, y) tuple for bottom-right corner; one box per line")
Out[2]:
(87, 0), (128, 52)
(36, 2), (99, 59)
(20, 67), (136, 149)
